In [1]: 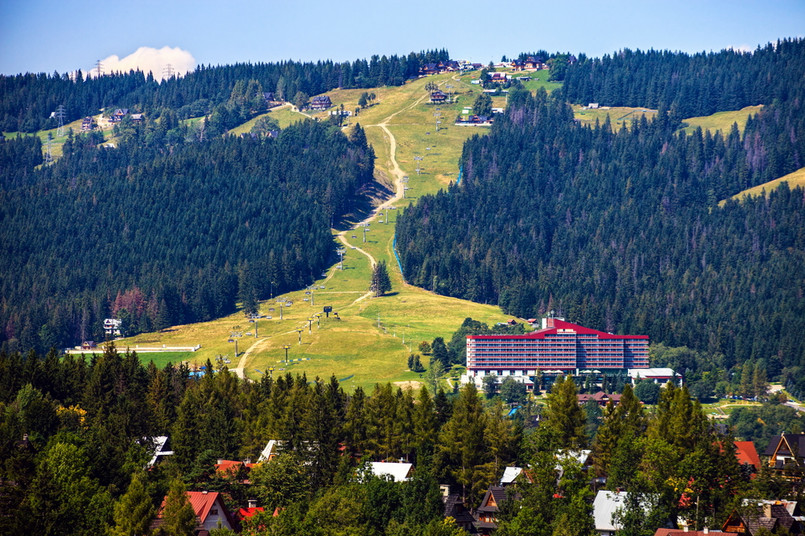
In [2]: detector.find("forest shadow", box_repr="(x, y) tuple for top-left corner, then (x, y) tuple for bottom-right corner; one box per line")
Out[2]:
(334, 179), (394, 232)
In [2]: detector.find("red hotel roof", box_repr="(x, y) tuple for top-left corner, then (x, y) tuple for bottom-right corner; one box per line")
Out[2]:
(468, 319), (649, 340)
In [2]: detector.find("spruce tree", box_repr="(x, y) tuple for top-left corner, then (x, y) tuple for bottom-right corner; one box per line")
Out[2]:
(111, 472), (155, 536)
(542, 375), (587, 450)
(370, 260), (392, 297)
(161, 477), (196, 536)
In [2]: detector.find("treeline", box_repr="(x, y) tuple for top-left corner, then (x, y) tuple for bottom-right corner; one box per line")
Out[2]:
(558, 38), (805, 118)
(396, 86), (805, 377)
(0, 346), (519, 535)
(1, 347), (791, 535)
(0, 49), (450, 132)
(0, 121), (374, 352)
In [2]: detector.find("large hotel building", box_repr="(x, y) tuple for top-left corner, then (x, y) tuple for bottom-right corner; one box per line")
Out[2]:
(464, 317), (649, 386)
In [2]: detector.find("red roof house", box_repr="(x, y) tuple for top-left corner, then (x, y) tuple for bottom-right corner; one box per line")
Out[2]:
(734, 441), (761, 472)
(152, 490), (235, 534)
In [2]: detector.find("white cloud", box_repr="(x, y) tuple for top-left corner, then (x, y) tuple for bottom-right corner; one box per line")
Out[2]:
(87, 46), (195, 81)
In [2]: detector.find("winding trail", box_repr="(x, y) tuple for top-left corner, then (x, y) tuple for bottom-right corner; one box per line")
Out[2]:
(233, 88), (430, 378)
(334, 91), (432, 306)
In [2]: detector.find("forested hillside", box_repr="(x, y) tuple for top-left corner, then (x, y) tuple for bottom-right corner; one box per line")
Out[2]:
(396, 39), (805, 379)
(558, 38), (804, 118)
(0, 120), (374, 352)
(0, 49), (449, 132)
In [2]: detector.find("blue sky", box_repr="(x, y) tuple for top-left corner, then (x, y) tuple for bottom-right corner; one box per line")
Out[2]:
(1, 0), (803, 76)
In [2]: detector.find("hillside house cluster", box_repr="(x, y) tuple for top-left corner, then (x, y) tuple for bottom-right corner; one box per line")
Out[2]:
(137, 427), (804, 535)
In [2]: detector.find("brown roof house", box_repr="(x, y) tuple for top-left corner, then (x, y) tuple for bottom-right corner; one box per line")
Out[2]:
(722, 500), (803, 536)
(764, 433), (805, 480)
(475, 486), (517, 535)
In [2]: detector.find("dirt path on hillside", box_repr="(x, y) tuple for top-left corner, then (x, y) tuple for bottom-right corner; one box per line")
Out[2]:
(334, 91), (432, 306)
(234, 89), (430, 378)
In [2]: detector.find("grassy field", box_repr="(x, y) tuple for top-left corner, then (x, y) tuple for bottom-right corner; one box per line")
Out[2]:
(113, 72), (519, 391)
(680, 105), (762, 136)
(720, 166), (805, 206)
(573, 105), (658, 129)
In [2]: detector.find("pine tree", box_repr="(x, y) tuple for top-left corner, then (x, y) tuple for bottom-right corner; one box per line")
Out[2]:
(542, 375), (587, 450)
(431, 337), (449, 368)
(161, 477), (196, 536)
(436, 383), (489, 503)
(111, 472), (155, 536)
(370, 260), (392, 297)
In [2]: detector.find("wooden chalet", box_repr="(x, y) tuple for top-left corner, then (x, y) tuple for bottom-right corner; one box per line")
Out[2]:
(722, 501), (803, 536)
(524, 57), (545, 70)
(475, 486), (516, 535)
(430, 90), (448, 104)
(577, 392), (622, 407)
(130, 113), (144, 123)
(421, 63), (440, 75)
(443, 493), (476, 533)
(81, 117), (96, 131)
(764, 433), (805, 480)
(488, 72), (509, 84)
(110, 108), (129, 122)
(310, 95), (332, 111)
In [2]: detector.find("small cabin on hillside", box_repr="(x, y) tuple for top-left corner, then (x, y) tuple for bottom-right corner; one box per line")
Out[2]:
(110, 108), (129, 122)
(310, 95), (332, 110)
(430, 90), (448, 104)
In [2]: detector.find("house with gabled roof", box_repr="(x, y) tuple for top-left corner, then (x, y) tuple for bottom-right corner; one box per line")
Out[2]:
(237, 499), (265, 523)
(145, 435), (174, 468)
(310, 95), (332, 111)
(764, 432), (805, 480)
(110, 108), (129, 122)
(443, 492), (476, 533)
(368, 461), (413, 482)
(430, 90), (448, 104)
(475, 486), (518, 535)
(734, 441), (761, 476)
(215, 458), (257, 483)
(578, 392), (622, 407)
(81, 117), (96, 131)
(722, 501), (803, 536)
(151, 490), (235, 534)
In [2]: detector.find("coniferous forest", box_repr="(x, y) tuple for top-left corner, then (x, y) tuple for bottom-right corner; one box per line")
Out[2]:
(0, 49), (450, 132)
(2, 38), (805, 535)
(396, 39), (805, 385)
(3, 345), (799, 535)
(0, 120), (374, 352)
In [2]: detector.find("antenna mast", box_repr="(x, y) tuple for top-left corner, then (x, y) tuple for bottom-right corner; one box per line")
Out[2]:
(95, 59), (103, 78)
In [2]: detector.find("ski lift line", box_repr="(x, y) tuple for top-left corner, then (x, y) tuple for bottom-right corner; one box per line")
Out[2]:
(392, 166), (460, 281)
